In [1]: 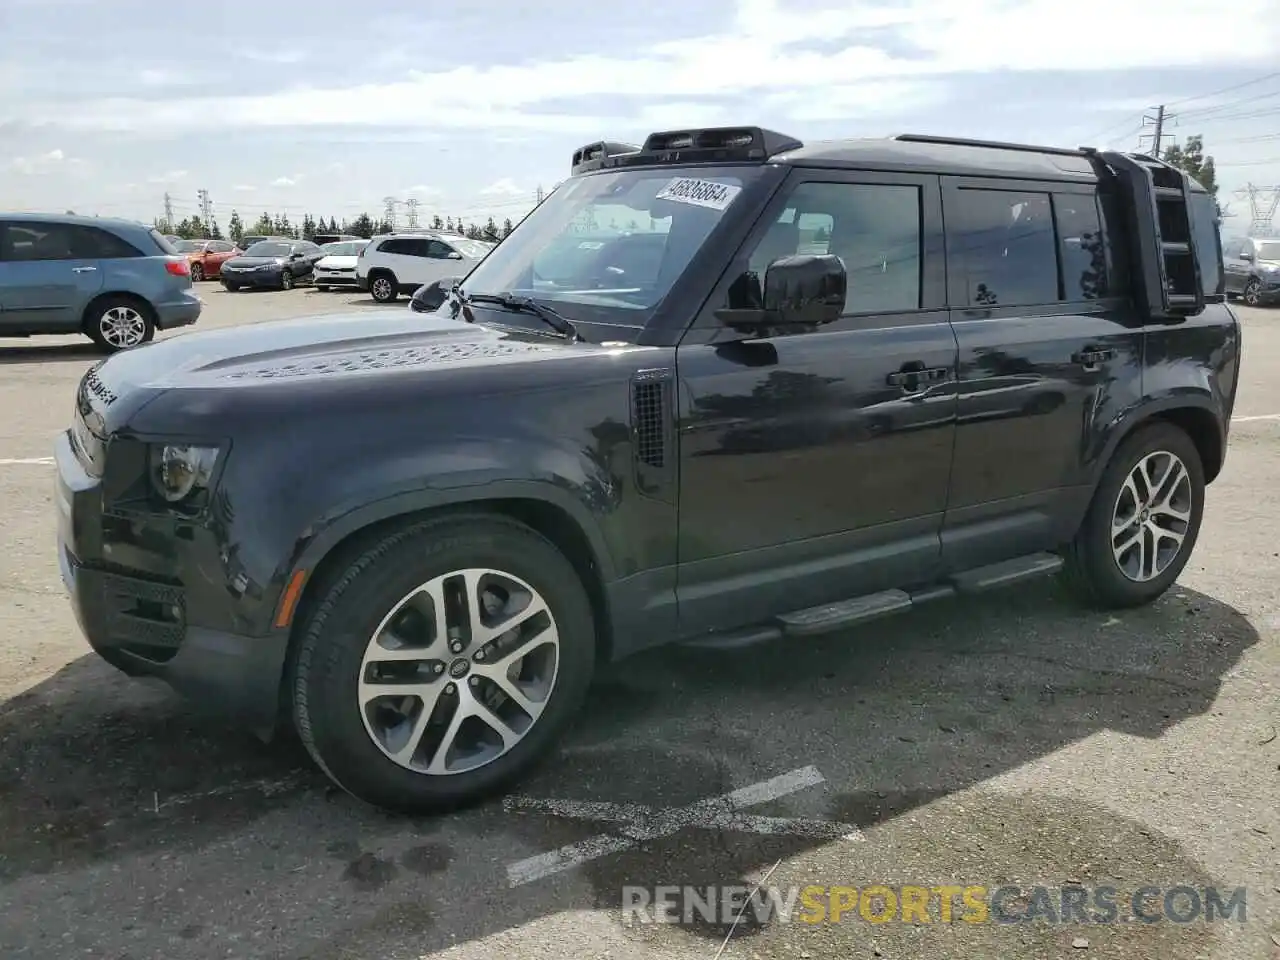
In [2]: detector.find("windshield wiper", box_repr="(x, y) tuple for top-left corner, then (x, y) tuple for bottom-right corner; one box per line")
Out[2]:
(453, 289), (583, 341)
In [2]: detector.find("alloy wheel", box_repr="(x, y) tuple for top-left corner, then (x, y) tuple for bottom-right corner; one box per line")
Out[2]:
(372, 277), (393, 301)
(98, 306), (148, 349)
(357, 567), (560, 775)
(1111, 450), (1194, 582)
(1243, 280), (1260, 306)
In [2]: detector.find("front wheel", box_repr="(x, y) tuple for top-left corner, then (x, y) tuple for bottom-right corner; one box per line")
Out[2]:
(291, 514), (597, 813)
(223, 280), (240, 292)
(1061, 422), (1205, 609)
(1243, 279), (1261, 307)
(316, 285), (329, 292)
(281, 270), (295, 290)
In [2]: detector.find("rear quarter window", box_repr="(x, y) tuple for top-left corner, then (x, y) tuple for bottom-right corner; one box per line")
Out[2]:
(148, 229), (178, 255)
(77, 226), (144, 259)
(1188, 193), (1224, 297)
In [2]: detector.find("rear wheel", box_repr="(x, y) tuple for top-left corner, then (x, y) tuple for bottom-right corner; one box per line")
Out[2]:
(191, 262), (204, 282)
(291, 514), (596, 813)
(370, 273), (398, 303)
(84, 297), (155, 353)
(1062, 422), (1204, 609)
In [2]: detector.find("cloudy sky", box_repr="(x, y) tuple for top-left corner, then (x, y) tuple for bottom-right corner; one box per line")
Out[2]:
(2, 0), (1279, 233)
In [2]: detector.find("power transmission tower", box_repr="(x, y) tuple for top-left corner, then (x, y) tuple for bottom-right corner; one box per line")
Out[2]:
(1139, 105), (1173, 157)
(405, 198), (419, 229)
(382, 196), (398, 231)
(163, 192), (174, 230)
(535, 185), (545, 204)
(197, 189), (212, 227)
(1234, 183), (1280, 237)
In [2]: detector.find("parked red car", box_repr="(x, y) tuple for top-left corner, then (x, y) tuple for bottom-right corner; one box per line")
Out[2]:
(172, 238), (242, 281)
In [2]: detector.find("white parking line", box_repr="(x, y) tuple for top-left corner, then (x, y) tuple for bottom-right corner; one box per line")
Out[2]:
(1232, 413), (1280, 422)
(503, 765), (863, 887)
(0, 457), (54, 466)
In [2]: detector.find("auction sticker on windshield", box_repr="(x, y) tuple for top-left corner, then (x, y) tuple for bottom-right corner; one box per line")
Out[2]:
(656, 177), (741, 211)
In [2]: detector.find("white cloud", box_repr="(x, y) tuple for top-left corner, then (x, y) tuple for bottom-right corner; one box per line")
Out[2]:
(270, 176), (297, 187)
(403, 184), (441, 197)
(239, 47), (307, 65)
(479, 178), (524, 197)
(8, 0), (1279, 136)
(10, 148), (67, 174)
(232, 184), (256, 192)
(147, 169), (188, 184)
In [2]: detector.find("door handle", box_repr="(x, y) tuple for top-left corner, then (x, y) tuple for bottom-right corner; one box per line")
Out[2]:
(1072, 347), (1114, 367)
(72, 266), (97, 273)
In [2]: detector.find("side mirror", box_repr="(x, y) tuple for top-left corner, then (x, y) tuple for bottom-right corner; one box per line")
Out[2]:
(715, 254), (846, 332)
(410, 276), (463, 312)
(447, 251), (464, 260)
(1239, 250), (1253, 261)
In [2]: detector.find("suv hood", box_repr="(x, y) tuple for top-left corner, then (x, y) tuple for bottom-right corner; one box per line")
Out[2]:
(90, 310), (615, 395)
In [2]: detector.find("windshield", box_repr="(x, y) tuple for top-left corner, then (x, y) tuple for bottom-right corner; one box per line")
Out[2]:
(172, 240), (203, 253)
(243, 241), (292, 257)
(321, 240), (366, 256)
(460, 165), (763, 325)
(1256, 241), (1280, 261)
(449, 237), (493, 259)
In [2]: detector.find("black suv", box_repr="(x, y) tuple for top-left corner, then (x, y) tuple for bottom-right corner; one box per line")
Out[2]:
(55, 127), (1240, 814)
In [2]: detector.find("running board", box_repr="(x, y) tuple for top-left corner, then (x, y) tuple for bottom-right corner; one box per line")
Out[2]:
(947, 552), (1063, 592)
(678, 552), (1063, 648)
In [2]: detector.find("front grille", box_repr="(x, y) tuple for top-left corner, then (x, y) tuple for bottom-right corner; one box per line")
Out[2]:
(80, 566), (186, 662)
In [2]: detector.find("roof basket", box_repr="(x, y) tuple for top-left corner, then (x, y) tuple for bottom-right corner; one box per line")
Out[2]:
(1090, 149), (1205, 320)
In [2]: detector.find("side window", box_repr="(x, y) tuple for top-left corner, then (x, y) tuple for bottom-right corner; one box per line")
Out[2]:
(1096, 191), (1131, 296)
(71, 226), (142, 259)
(213, 241), (234, 253)
(741, 181), (922, 315)
(1, 221), (76, 261)
(426, 240), (456, 259)
(949, 188), (1058, 307)
(1052, 194), (1108, 300)
(1188, 192), (1223, 296)
(377, 239), (404, 255)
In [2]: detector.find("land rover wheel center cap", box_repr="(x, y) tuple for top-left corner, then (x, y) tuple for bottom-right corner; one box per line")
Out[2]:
(449, 658), (470, 679)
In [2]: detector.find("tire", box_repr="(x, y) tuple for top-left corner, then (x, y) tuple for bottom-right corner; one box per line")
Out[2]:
(84, 296), (156, 354)
(224, 280), (240, 292)
(191, 262), (204, 282)
(316, 285), (329, 292)
(281, 271), (295, 291)
(369, 273), (398, 303)
(291, 514), (596, 814)
(1243, 279), (1261, 307)
(1061, 421), (1205, 609)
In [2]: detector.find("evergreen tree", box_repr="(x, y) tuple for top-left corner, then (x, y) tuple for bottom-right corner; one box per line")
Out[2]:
(227, 211), (244, 245)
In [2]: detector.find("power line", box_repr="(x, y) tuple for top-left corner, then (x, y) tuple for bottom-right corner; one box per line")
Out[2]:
(1164, 70), (1280, 109)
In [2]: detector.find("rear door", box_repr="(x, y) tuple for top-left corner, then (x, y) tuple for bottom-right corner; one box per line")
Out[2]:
(940, 177), (1144, 568)
(0, 220), (105, 333)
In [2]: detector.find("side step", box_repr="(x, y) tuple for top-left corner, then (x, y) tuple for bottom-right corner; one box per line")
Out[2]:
(947, 552), (1063, 592)
(679, 552), (1063, 649)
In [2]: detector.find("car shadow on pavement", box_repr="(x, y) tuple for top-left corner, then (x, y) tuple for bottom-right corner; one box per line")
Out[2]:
(0, 342), (100, 365)
(0, 580), (1262, 959)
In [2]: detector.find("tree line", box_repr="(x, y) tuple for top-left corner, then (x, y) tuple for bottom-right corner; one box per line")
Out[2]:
(155, 209), (518, 244)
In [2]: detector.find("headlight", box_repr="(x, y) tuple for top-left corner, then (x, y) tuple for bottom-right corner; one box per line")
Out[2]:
(149, 444), (220, 502)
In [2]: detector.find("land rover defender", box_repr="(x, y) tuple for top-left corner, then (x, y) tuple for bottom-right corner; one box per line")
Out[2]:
(56, 127), (1239, 813)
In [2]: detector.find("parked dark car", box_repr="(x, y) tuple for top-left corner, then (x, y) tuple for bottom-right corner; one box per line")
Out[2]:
(1222, 235), (1280, 306)
(56, 127), (1239, 814)
(0, 212), (201, 352)
(220, 239), (325, 290)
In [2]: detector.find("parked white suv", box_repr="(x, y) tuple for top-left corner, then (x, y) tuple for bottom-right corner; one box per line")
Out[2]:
(356, 232), (493, 303)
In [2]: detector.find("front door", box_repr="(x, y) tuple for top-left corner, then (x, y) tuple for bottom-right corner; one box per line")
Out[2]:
(674, 169), (958, 635)
(939, 177), (1145, 568)
(1221, 238), (1247, 296)
(0, 220), (104, 332)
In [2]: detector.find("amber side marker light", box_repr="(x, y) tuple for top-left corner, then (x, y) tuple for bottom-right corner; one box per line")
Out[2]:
(275, 569), (308, 628)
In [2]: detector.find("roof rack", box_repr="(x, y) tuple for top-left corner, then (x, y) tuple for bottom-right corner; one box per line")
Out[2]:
(893, 133), (1086, 158)
(569, 127), (804, 176)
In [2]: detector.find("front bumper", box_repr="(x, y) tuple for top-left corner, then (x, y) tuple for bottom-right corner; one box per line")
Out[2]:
(55, 432), (289, 738)
(356, 274), (370, 292)
(315, 270), (358, 286)
(221, 267), (285, 288)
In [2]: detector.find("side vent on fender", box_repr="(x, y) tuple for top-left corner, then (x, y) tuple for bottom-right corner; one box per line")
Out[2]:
(630, 368), (674, 500)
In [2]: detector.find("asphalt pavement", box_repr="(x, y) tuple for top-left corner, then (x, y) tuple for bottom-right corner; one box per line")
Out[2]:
(0, 286), (1277, 960)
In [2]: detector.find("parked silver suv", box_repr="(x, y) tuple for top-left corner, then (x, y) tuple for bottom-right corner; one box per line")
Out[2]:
(0, 213), (203, 352)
